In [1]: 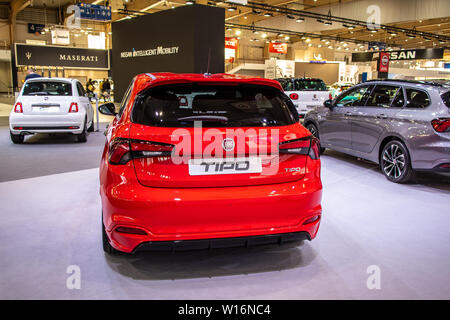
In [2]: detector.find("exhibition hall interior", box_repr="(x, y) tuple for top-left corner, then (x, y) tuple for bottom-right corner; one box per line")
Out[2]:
(0, 0), (449, 301)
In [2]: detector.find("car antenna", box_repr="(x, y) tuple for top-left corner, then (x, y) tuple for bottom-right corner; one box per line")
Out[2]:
(204, 48), (211, 76)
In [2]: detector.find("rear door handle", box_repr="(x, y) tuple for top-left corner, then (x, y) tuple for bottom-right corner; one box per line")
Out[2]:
(377, 114), (388, 119)
(345, 112), (352, 116)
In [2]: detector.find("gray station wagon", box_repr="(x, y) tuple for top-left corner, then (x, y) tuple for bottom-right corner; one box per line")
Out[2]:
(303, 80), (450, 183)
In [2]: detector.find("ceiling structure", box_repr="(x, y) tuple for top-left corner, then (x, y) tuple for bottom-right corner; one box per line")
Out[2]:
(20, 0), (450, 50)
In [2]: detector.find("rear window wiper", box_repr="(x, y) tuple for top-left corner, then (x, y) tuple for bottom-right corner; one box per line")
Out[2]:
(177, 115), (229, 123)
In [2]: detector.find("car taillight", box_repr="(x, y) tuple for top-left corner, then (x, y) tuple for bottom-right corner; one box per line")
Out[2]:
(279, 136), (320, 159)
(431, 118), (450, 132)
(108, 139), (131, 165)
(329, 92), (333, 100)
(130, 140), (174, 158)
(69, 102), (79, 113)
(108, 138), (174, 165)
(289, 93), (299, 100)
(14, 102), (23, 113)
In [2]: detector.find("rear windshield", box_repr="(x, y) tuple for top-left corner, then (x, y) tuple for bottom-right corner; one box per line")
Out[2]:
(293, 79), (327, 91)
(442, 91), (450, 108)
(131, 84), (298, 128)
(276, 78), (294, 91)
(22, 81), (72, 96)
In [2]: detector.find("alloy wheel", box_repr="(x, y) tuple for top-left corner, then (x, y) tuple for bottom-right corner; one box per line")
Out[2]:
(382, 143), (406, 180)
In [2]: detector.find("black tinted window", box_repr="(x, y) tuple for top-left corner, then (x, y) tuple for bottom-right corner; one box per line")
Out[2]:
(366, 85), (400, 108)
(441, 91), (450, 108)
(23, 81), (72, 96)
(76, 82), (85, 96)
(131, 84), (297, 128)
(293, 79), (327, 91)
(276, 79), (294, 91)
(405, 88), (430, 108)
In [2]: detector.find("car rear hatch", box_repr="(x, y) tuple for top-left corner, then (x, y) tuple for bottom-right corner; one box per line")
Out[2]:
(20, 80), (74, 115)
(127, 125), (314, 188)
(118, 82), (316, 188)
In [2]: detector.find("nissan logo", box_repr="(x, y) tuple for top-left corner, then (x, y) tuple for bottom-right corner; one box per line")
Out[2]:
(222, 138), (235, 151)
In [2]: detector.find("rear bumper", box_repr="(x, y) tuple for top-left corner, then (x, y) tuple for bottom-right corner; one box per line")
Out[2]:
(100, 159), (322, 253)
(134, 231), (310, 253)
(410, 133), (450, 170)
(9, 113), (85, 134)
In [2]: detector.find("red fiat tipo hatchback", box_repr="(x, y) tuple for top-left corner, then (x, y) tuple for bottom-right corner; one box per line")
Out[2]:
(99, 73), (322, 254)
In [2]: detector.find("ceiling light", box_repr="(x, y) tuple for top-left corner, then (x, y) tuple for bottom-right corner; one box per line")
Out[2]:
(235, 30), (241, 35)
(264, 12), (273, 17)
(186, 0), (195, 5)
(227, 6), (237, 11)
(252, 9), (262, 14)
(324, 20), (332, 25)
(296, 17), (304, 23)
(305, 38), (311, 43)
(261, 33), (267, 38)
(285, 36), (290, 40)
(343, 24), (355, 30)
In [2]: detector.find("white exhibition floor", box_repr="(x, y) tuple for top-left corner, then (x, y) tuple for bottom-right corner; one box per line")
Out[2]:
(1, 149), (449, 299)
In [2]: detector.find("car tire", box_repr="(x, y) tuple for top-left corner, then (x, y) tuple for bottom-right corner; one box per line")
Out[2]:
(10, 131), (24, 144)
(306, 123), (325, 154)
(380, 140), (414, 183)
(76, 119), (88, 143)
(87, 119), (94, 132)
(102, 213), (120, 255)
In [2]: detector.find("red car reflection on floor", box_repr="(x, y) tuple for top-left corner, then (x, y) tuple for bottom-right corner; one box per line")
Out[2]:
(99, 73), (322, 254)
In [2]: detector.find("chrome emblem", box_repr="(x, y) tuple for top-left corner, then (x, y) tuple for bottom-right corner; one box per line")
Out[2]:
(222, 138), (235, 151)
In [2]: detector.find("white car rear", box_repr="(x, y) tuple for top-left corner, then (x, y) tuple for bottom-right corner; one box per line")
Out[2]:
(276, 78), (331, 118)
(9, 78), (94, 143)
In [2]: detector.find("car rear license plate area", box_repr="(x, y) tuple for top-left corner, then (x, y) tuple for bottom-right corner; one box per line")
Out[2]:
(188, 157), (262, 176)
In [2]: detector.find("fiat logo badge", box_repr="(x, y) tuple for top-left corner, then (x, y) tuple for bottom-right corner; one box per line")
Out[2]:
(222, 138), (235, 151)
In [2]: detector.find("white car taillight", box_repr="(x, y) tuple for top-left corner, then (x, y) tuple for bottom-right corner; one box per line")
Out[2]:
(69, 102), (79, 113)
(14, 102), (23, 113)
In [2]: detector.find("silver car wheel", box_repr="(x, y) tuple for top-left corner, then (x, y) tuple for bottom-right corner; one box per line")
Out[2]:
(382, 144), (406, 179)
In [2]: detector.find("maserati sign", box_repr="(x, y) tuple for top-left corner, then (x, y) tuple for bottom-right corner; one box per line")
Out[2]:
(15, 44), (109, 69)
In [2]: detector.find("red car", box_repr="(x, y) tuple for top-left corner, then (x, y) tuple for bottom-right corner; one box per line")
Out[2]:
(99, 73), (322, 254)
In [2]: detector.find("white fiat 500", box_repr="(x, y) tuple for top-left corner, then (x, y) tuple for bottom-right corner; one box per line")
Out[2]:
(9, 78), (94, 143)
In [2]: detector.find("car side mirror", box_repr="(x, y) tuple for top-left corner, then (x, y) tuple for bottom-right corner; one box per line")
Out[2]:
(324, 99), (333, 109)
(98, 103), (117, 116)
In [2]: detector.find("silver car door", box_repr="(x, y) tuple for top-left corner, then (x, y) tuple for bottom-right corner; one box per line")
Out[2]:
(351, 85), (402, 154)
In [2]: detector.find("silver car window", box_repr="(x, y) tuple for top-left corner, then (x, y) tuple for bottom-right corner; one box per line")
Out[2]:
(365, 85), (401, 108)
(334, 85), (373, 107)
(404, 88), (431, 109)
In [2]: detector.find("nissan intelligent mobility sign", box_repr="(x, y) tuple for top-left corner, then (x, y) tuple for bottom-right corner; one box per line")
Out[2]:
(111, 4), (225, 100)
(15, 43), (109, 69)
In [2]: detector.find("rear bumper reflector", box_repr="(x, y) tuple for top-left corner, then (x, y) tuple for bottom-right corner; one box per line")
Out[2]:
(13, 126), (80, 130)
(133, 231), (311, 253)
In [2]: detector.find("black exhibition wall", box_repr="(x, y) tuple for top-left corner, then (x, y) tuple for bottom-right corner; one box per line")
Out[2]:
(111, 4), (225, 100)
